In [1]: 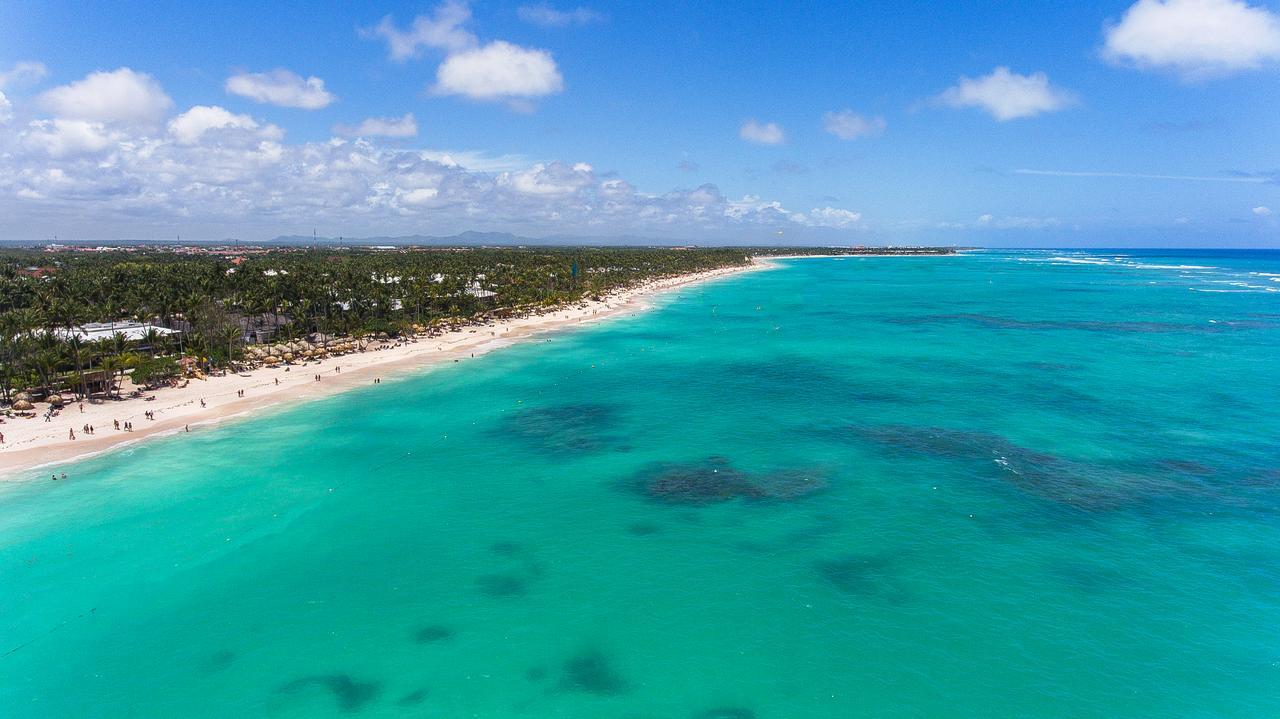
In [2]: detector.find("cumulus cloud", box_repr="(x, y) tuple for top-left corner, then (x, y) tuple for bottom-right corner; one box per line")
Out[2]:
(739, 119), (785, 144)
(0, 61), (49, 90)
(168, 105), (281, 145)
(225, 69), (335, 109)
(22, 118), (121, 157)
(363, 0), (477, 59)
(1103, 0), (1280, 78)
(333, 113), (419, 138)
(38, 68), (172, 125)
(433, 41), (564, 102)
(0, 105), (862, 238)
(517, 4), (605, 27)
(1254, 205), (1273, 216)
(823, 110), (886, 139)
(937, 67), (1076, 121)
(795, 207), (863, 228)
(365, 2), (565, 108)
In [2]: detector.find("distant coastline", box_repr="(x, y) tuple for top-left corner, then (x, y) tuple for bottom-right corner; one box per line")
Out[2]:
(0, 249), (956, 478)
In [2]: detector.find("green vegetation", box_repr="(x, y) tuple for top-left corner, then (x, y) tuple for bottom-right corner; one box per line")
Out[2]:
(0, 244), (952, 403)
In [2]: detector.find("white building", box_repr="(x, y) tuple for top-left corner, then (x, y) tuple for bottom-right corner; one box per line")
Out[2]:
(54, 322), (179, 343)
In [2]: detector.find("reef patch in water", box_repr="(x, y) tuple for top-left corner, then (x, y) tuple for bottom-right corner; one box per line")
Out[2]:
(558, 649), (629, 695)
(476, 573), (528, 598)
(500, 403), (622, 453)
(816, 553), (912, 603)
(276, 674), (381, 713)
(632, 456), (828, 505)
(413, 625), (454, 643)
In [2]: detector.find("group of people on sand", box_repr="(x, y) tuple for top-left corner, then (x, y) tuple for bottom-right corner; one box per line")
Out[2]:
(80, 423), (97, 435)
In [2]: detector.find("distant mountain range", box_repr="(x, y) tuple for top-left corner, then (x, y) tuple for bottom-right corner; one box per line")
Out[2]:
(267, 231), (707, 247)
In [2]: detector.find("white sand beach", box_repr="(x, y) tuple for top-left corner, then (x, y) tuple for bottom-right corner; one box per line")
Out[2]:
(0, 261), (768, 478)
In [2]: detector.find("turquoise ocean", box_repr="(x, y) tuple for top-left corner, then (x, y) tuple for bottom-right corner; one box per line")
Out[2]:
(2, 250), (1279, 718)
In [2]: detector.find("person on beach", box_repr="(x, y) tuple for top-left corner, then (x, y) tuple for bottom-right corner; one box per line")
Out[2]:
(200, 399), (206, 408)
(275, 378), (279, 385)
(114, 419), (119, 430)
(185, 425), (189, 432)
(79, 403), (84, 413)
(68, 428), (75, 440)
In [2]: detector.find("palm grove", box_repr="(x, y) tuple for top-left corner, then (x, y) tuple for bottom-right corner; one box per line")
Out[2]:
(0, 246), (759, 404)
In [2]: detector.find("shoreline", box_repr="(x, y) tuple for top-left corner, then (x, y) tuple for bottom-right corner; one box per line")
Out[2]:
(0, 260), (771, 479)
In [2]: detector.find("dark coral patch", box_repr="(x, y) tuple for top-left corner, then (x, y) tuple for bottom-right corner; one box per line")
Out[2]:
(752, 468), (830, 500)
(816, 553), (912, 603)
(559, 649), (629, 695)
(276, 674), (381, 713)
(848, 424), (1184, 512)
(500, 403), (620, 453)
(633, 457), (828, 505)
(638, 457), (755, 505)
(476, 573), (527, 598)
(413, 625), (454, 643)
(397, 689), (428, 706)
(206, 650), (236, 672)
(490, 541), (522, 556)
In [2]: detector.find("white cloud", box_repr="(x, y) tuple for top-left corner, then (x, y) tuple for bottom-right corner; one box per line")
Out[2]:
(225, 69), (335, 109)
(0, 92), (11, 124)
(1, 112), (865, 239)
(822, 110), (885, 140)
(433, 41), (564, 102)
(796, 207), (863, 228)
(1015, 168), (1267, 183)
(22, 118), (120, 157)
(517, 4), (605, 27)
(333, 113), (419, 138)
(38, 67), (172, 125)
(168, 105), (281, 145)
(739, 119), (785, 144)
(363, 1), (477, 60)
(1253, 205), (1273, 216)
(977, 213), (994, 224)
(1103, 0), (1280, 78)
(937, 67), (1076, 121)
(0, 61), (49, 90)
(365, 3), (565, 109)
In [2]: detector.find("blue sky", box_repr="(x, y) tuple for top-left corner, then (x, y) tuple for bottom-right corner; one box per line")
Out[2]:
(0, 0), (1277, 246)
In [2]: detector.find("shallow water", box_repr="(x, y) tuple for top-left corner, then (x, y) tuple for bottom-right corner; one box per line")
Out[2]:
(3, 250), (1279, 717)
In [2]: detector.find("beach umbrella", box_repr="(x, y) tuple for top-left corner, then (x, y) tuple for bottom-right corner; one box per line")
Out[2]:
(13, 399), (34, 411)
(15, 391), (33, 402)
(48, 394), (66, 406)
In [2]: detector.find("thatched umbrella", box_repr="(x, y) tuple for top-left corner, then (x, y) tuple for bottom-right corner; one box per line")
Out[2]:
(48, 394), (66, 407)
(15, 391), (33, 402)
(13, 399), (34, 411)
